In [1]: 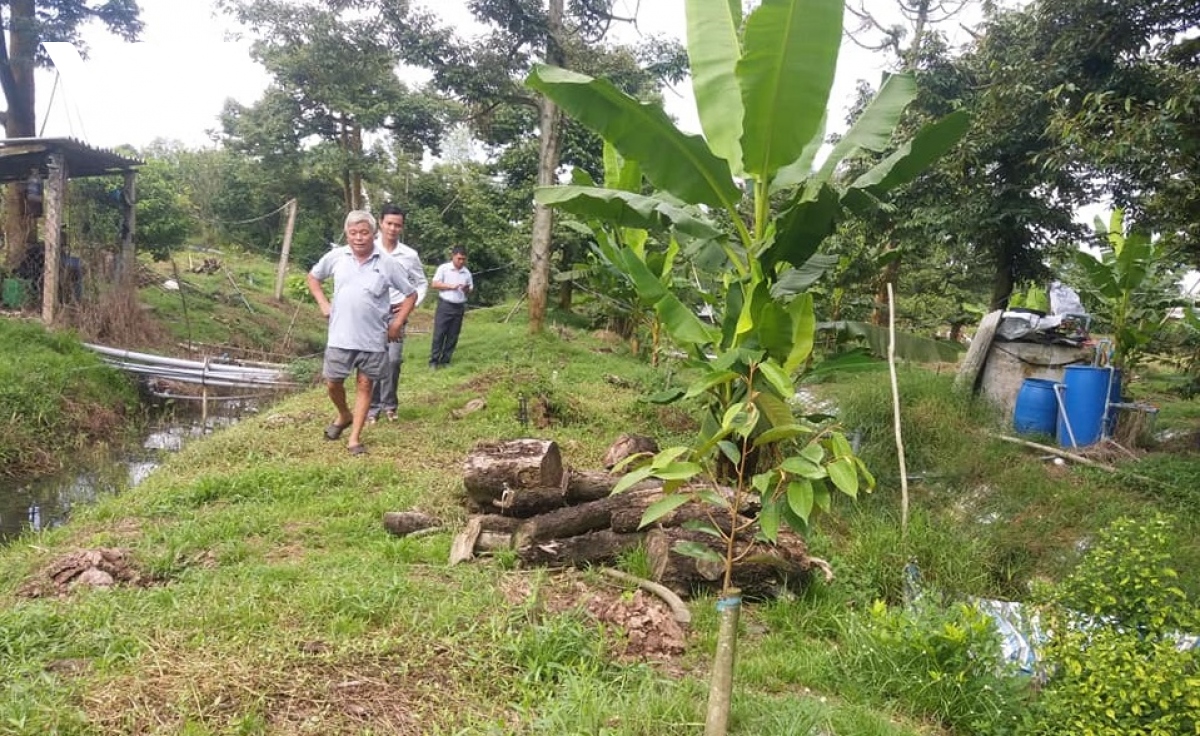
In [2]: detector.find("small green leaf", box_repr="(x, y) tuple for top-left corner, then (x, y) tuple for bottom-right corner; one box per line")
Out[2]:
(827, 457), (859, 497)
(752, 470), (778, 495)
(613, 466), (655, 495)
(800, 443), (825, 464)
(696, 488), (730, 508)
(757, 359), (795, 399)
(717, 440), (741, 467)
(813, 482), (832, 513)
(654, 462), (705, 481)
(647, 387), (686, 404)
(781, 455), (826, 480)
(759, 496), (781, 542)
(786, 479), (814, 522)
(753, 423), (812, 447)
(828, 431), (853, 459)
(673, 540), (725, 563)
(682, 519), (723, 537)
(639, 494), (694, 528)
(684, 370), (741, 399)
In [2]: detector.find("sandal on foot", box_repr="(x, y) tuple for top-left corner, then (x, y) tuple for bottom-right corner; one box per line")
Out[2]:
(348, 444), (368, 456)
(384, 410), (398, 422)
(324, 420), (352, 441)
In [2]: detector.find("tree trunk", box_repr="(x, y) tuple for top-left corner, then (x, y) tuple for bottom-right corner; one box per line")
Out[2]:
(2, 0), (39, 268)
(516, 529), (643, 567)
(526, 0), (564, 334)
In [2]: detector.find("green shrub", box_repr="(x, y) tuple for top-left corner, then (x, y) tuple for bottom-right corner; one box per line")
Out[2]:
(1023, 514), (1200, 735)
(838, 597), (1027, 733)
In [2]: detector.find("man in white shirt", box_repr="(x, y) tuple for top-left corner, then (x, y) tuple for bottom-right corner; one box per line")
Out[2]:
(429, 246), (473, 369)
(368, 203), (428, 422)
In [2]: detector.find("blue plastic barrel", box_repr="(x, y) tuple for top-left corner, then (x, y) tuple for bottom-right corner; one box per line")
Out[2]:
(1056, 366), (1120, 448)
(1013, 378), (1059, 436)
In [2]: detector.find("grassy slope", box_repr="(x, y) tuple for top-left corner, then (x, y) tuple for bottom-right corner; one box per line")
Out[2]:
(2, 258), (1198, 734)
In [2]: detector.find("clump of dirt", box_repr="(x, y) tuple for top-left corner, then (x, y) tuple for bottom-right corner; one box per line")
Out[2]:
(500, 572), (688, 662)
(17, 547), (152, 598)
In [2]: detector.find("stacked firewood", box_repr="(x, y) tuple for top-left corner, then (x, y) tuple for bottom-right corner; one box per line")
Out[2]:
(434, 437), (825, 600)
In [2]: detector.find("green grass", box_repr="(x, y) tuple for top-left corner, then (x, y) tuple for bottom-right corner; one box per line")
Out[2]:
(2, 298), (1199, 734)
(0, 319), (140, 477)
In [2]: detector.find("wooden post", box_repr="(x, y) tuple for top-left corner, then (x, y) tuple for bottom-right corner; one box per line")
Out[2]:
(273, 198), (298, 300)
(117, 171), (137, 285)
(42, 153), (65, 324)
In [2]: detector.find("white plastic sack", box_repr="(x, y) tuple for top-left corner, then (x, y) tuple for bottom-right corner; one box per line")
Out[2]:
(1050, 281), (1086, 316)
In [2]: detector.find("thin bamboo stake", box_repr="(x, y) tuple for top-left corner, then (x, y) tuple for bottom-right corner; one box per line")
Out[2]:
(887, 283), (910, 535)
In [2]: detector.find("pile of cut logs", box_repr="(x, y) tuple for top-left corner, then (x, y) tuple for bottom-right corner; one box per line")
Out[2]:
(424, 437), (827, 600)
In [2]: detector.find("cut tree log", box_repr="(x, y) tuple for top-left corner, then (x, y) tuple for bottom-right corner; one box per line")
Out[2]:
(516, 529), (644, 567)
(462, 439), (564, 508)
(562, 468), (661, 503)
(511, 488), (662, 550)
(449, 514), (523, 565)
(382, 511), (442, 537)
(491, 485), (569, 517)
(610, 503), (752, 535)
(645, 527), (813, 599)
(601, 433), (659, 470)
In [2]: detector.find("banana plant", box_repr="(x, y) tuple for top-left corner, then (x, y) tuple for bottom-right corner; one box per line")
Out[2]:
(526, 1), (969, 731)
(1073, 208), (1180, 375)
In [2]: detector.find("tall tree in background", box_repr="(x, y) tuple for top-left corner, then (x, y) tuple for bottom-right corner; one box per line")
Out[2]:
(383, 0), (686, 333)
(219, 0), (449, 212)
(1031, 0), (1200, 262)
(0, 0), (142, 266)
(843, 0), (977, 325)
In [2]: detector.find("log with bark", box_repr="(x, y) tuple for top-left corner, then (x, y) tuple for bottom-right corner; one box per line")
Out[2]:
(462, 439), (564, 508)
(511, 487), (662, 550)
(515, 529), (644, 567)
(645, 527), (813, 599)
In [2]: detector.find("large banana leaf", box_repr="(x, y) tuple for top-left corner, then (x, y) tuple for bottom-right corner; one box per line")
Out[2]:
(616, 247), (719, 348)
(603, 142), (643, 193)
(527, 64), (741, 210)
(686, 0), (744, 174)
(534, 185), (722, 241)
(770, 254), (840, 298)
(738, 0), (843, 178)
(761, 182), (841, 271)
(820, 321), (965, 363)
(814, 72), (918, 184)
(849, 110), (971, 194)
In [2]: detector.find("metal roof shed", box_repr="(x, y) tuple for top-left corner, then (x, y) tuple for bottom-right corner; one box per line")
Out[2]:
(0, 137), (142, 323)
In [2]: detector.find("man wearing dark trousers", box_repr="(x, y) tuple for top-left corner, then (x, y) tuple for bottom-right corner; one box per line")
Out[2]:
(428, 246), (473, 369)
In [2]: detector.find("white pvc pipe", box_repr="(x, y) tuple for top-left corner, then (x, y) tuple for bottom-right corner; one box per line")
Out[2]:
(1054, 383), (1079, 449)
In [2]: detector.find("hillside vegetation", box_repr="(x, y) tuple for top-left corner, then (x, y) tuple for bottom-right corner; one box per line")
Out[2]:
(1, 283), (1198, 733)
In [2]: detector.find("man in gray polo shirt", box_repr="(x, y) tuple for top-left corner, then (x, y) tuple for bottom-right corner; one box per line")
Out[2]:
(307, 210), (417, 455)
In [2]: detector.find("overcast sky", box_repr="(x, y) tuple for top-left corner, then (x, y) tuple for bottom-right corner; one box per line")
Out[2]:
(36, 0), (918, 151)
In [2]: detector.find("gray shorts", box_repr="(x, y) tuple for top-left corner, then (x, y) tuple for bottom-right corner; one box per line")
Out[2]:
(323, 347), (387, 382)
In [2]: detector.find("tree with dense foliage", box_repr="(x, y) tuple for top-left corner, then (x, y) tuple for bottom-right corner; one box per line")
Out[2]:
(0, 0), (142, 266)
(382, 0), (686, 333)
(218, 0), (450, 213)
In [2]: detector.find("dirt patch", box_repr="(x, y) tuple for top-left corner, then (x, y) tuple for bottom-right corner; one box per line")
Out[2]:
(16, 547), (155, 598)
(499, 571), (688, 663)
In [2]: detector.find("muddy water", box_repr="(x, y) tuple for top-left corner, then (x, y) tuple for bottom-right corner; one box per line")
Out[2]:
(0, 403), (249, 545)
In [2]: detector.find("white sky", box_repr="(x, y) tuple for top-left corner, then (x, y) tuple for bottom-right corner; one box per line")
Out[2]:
(35, 0), (921, 151)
